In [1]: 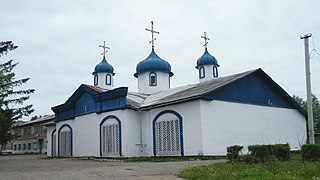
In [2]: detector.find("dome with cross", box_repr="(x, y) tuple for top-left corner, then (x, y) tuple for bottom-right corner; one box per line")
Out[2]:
(134, 49), (173, 77)
(196, 48), (219, 69)
(92, 57), (115, 75)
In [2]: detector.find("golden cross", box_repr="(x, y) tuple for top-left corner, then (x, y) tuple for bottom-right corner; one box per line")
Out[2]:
(99, 41), (110, 57)
(145, 21), (159, 49)
(201, 32), (210, 48)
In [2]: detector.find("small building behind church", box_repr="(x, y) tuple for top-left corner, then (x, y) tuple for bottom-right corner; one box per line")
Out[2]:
(46, 24), (307, 158)
(1, 115), (54, 154)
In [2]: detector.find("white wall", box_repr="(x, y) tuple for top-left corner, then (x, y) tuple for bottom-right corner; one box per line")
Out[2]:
(95, 72), (114, 90)
(141, 100), (204, 156)
(46, 125), (56, 156)
(200, 100), (307, 155)
(54, 109), (140, 157)
(138, 71), (170, 94)
(48, 98), (307, 157)
(199, 64), (217, 83)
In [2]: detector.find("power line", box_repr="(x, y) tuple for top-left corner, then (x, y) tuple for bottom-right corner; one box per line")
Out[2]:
(309, 36), (320, 59)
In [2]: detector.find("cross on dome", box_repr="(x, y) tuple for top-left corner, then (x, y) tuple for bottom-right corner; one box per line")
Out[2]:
(99, 41), (110, 57)
(201, 32), (210, 48)
(145, 21), (159, 49)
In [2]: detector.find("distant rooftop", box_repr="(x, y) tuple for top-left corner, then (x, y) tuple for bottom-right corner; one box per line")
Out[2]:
(18, 114), (55, 127)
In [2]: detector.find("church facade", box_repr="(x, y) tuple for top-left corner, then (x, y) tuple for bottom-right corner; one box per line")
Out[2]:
(46, 27), (307, 158)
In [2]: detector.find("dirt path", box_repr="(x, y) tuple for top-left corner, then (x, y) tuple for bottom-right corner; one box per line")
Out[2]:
(0, 155), (225, 180)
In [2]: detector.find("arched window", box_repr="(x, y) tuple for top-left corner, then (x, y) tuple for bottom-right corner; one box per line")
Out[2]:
(106, 74), (111, 85)
(149, 72), (157, 86)
(153, 110), (184, 157)
(94, 75), (98, 85)
(100, 115), (122, 157)
(213, 66), (218, 78)
(199, 67), (205, 79)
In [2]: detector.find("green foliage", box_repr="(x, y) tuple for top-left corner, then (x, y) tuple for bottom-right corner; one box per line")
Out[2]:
(293, 94), (320, 133)
(274, 144), (291, 161)
(30, 115), (42, 121)
(248, 144), (290, 162)
(226, 145), (243, 162)
(178, 154), (320, 179)
(301, 144), (320, 161)
(0, 109), (13, 150)
(0, 41), (34, 149)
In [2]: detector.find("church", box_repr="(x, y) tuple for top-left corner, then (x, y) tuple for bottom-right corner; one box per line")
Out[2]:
(46, 22), (307, 158)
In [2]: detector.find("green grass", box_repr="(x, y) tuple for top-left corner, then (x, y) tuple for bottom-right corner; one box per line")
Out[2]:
(178, 154), (320, 179)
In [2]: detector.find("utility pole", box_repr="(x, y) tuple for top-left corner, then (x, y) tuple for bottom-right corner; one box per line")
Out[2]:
(300, 34), (315, 144)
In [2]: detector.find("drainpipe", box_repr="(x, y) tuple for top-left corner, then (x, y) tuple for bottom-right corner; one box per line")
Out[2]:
(139, 109), (143, 153)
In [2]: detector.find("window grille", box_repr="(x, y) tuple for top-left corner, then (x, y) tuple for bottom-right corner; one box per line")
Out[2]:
(155, 119), (180, 156)
(101, 123), (120, 156)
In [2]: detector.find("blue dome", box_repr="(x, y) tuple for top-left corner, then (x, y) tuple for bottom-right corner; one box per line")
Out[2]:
(134, 49), (173, 78)
(196, 48), (219, 69)
(92, 57), (115, 75)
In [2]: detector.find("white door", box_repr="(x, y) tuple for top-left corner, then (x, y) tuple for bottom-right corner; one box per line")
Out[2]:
(59, 130), (71, 157)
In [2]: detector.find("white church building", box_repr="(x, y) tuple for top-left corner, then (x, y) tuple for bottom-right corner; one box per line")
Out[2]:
(46, 24), (307, 158)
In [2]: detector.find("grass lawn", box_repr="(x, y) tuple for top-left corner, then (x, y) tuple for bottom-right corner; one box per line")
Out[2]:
(178, 154), (320, 179)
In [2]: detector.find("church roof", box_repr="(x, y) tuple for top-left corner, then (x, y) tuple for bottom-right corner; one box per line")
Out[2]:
(134, 49), (173, 77)
(127, 68), (306, 117)
(92, 57), (115, 75)
(196, 48), (219, 68)
(52, 68), (306, 122)
(128, 69), (253, 109)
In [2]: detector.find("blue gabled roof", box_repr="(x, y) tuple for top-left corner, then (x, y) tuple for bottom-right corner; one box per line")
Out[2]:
(134, 49), (173, 78)
(130, 68), (306, 118)
(51, 84), (128, 122)
(196, 48), (219, 69)
(92, 57), (115, 75)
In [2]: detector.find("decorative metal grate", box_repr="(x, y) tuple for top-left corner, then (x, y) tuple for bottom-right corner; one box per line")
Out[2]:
(102, 123), (119, 156)
(155, 119), (180, 156)
(59, 130), (71, 157)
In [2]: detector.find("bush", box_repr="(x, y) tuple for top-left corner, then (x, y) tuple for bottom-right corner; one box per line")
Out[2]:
(248, 144), (290, 162)
(227, 145), (243, 162)
(301, 144), (320, 161)
(274, 144), (290, 161)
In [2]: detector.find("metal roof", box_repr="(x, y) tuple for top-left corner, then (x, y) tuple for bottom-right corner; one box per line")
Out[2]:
(18, 114), (55, 127)
(134, 49), (173, 78)
(127, 69), (256, 109)
(196, 48), (219, 68)
(92, 57), (115, 75)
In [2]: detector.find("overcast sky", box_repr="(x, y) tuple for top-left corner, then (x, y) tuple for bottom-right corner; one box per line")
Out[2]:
(1, 0), (320, 120)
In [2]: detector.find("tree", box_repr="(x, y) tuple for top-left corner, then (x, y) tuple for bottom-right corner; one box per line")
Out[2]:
(0, 41), (35, 151)
(293, 94), (320, 133)
(30, 115), (42, 121)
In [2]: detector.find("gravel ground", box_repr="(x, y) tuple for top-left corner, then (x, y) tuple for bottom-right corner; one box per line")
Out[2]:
(0, 155), (225, 180)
